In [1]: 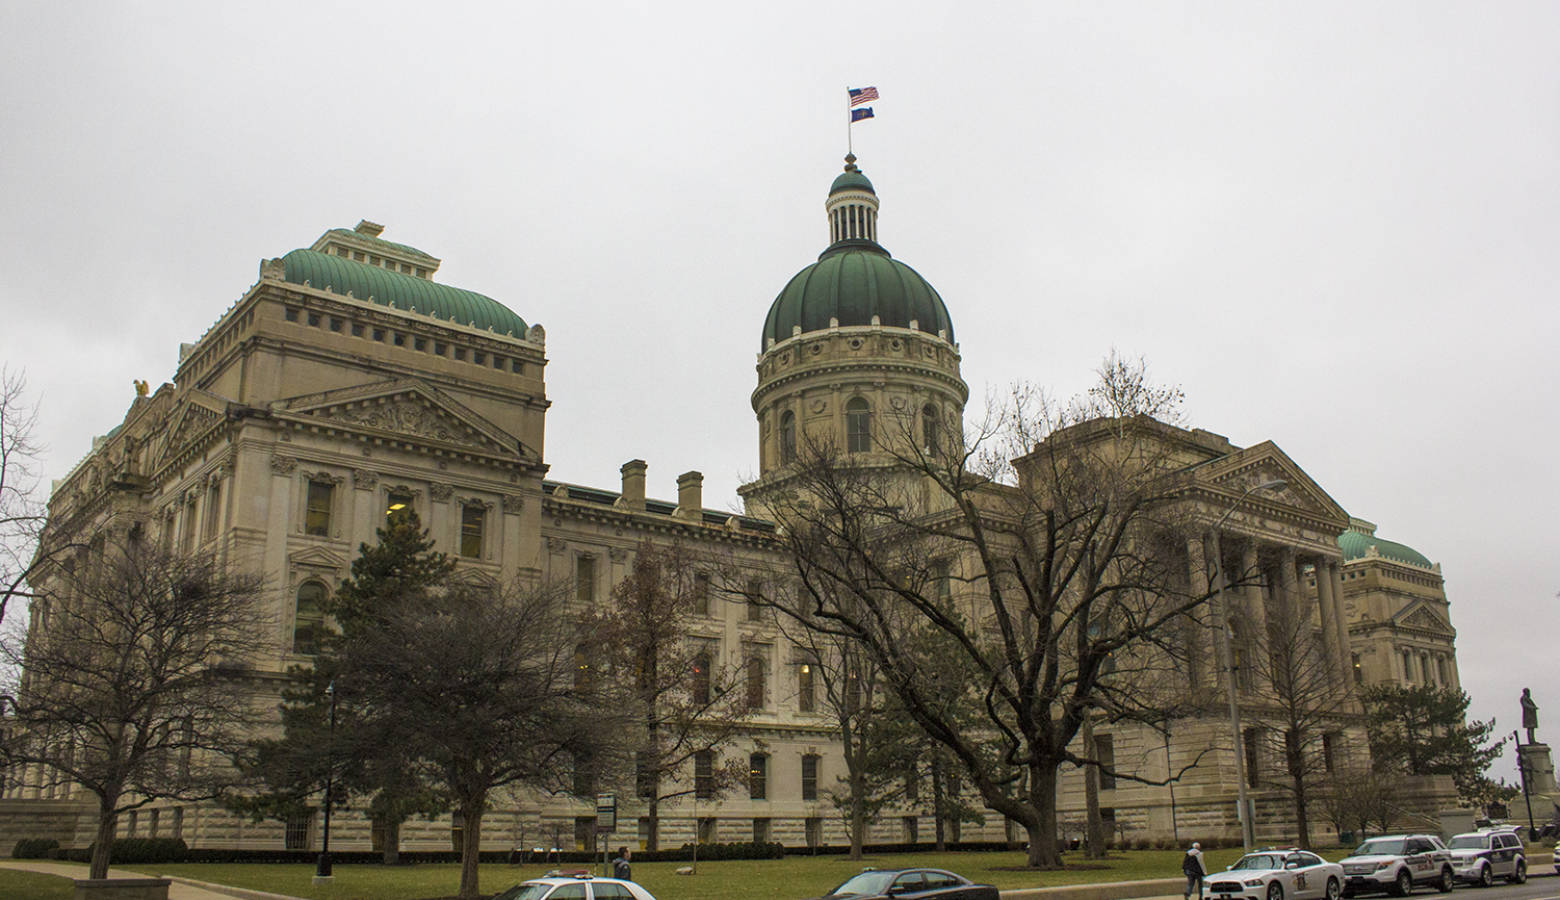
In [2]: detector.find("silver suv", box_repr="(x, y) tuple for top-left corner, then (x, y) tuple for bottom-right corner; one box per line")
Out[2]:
(1447, 829), (1526, 886)
(1339, 835), (1454, 897)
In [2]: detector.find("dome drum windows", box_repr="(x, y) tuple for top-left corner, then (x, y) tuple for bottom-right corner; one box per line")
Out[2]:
(779, 410), (796, 463)
(846, 398), (872, 453)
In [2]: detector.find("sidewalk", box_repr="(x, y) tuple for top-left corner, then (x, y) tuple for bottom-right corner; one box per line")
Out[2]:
(0, 860), (307, 900)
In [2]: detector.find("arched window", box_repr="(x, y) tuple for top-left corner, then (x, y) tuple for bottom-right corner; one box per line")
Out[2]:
(691, 652), (711, 706)
(745, 654), (766, 709)
(922, 404), (939, 457)
(845, 398), (871, 453)
(779, 410), (796, 463)
(293, 581), (327, 655)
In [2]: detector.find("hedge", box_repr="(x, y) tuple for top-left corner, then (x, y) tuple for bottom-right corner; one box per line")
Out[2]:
(11, 838), (60, 859)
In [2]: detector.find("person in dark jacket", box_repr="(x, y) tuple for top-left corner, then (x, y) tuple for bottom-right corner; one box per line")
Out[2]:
(612, 846), (632, 881)
(1183, 842), (1207, 900)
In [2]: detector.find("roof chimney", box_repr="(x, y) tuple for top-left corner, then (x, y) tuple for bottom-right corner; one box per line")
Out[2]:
(674, 471), (704, 520)
(617, 460), (647, 512)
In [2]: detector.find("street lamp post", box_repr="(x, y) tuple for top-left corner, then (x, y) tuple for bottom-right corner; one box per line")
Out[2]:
(1210, 478), (1286, 853)
(315, 679), (338, 883)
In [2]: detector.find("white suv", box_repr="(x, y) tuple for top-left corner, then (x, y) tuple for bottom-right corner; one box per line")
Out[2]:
(1447, 829), (1526, 886)
(1339, 835), (1455, 897)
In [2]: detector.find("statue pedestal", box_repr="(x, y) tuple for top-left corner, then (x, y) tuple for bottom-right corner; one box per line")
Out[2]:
(1519, 743), (1555, 795)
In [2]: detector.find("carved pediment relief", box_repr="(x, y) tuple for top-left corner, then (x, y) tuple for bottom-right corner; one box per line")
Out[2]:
(288, 545), (347, 571)
(279, 379), (521, 456)
(1199, 441), (1350, 526)
(1395, 604), (1454, 634)
(158, 401), (224, 465)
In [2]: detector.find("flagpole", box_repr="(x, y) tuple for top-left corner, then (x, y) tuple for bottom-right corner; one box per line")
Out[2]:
(846, 87), (853, 156)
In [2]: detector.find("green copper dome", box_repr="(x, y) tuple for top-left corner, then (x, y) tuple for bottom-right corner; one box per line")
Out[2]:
(831, 170), (875, 195)
(763, 246), (953, 347)
(281, 249), (528, 336)
(1338, 530), (1433, 568)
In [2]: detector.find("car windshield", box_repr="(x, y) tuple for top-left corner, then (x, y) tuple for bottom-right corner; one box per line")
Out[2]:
(1448, 836), (1488, 850)
(492, 885), (554, 900)
(1355, 839), (1407, 856)
(830, 872), (898, 896)
(1231, 855), (1286, 871)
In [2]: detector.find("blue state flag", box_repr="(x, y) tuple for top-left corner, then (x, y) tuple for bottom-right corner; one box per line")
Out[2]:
(850, 107), (875, 123)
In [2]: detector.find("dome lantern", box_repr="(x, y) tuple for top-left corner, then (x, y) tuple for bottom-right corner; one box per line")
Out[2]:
(827, 154), (880, 245)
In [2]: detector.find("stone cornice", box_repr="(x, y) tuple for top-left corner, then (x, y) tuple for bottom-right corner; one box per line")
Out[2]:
(543, 494), (780, 551)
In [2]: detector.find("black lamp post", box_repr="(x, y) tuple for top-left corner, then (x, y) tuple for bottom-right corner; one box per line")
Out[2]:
(315, 679), (338, 880)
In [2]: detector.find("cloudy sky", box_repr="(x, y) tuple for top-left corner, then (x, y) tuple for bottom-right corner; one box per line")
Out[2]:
(3, 2), (1556, 782)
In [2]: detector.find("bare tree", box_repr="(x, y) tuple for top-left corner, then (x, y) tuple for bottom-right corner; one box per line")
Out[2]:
(0, 535), (268, 879)
(584, 541), (752, 850)
(0, 368), (50, 627)
(1244, 587), (1357, 849)
(750, 354), (1228, 867)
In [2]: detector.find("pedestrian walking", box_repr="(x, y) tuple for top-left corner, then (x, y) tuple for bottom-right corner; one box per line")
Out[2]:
(1183, 841), (1207, 900)
(612, 846), (632, 881)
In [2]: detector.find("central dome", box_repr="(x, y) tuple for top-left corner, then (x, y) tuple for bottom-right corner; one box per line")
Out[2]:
(761, 159), (954, 348)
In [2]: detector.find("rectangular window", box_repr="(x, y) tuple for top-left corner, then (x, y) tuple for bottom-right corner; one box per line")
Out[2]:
(572, 751), (596, 796)
(393, 333), (405, 346)
(454, 347), (467, 361)
(329, 317), (342, 332)
(697, 817), (717, 844)
(747, 578), (764, 622)
(126, 810), (138, 837)
(797, 662), (815, 712)
(805, 817), (822, 848)
(802, 754), (819, 801)
(434, 342), (446, 355)
(902, 815), (919, 843)
(414, 337), (426, 351)
(749, 753), (767, 800)
(182, 501), (198, 553)
(576, 555), (596, 604)
(493, 355), (505, 369)
(1095, 733), (1116, 790)
(637, 817), (651, 851)
(573, 816), (597, 853)
(1352, 653), (1363, 684)
(305, 480), (334, 536)
(171, 808), (183, 840)
(284, 811), (313, 849)
(284, 308), (299, 322)
(353, 251), (365, 261)
(460, 504), (485, 558)
(373, 328), (385, 342)
(386, 488), (414, 518)
(307, 312), (321, 327)
(635, 752), (653, 799)
(693, 572), (711, 616)
(204, 482), (222, 542)
(474, 352), (486, 365)
(695, 750), (714, 799)
(351, 322), (364, 337)
(753, 817), (771, 843)
(512, 359), (524, 374)
(1323, 732), (1337, 773)
(1243, 727), (1261, 788)
(148, 809), (160, 838)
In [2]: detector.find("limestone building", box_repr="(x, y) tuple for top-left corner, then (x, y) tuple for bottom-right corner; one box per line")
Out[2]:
(6, 157), (1461, 852)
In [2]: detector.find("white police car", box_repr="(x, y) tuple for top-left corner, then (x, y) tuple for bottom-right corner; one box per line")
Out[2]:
(1447, 829), (1526, 886)
(1339, 835), (1455, 896)
(1204, 849), (1345, 900)
(492, 873), (657, 900)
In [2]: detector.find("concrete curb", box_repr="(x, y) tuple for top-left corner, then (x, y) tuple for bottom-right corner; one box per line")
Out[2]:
(1001, 879), (1185, 900)
(161, 876), (308, 900)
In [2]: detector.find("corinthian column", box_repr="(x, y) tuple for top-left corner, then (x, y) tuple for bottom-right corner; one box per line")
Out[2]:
(1313, 556), (1347, 685)
(1186, 536), (1215, 691)
(1328, 562), (1352, 685)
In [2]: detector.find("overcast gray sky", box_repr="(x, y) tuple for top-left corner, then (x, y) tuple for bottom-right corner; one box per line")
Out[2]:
(3, 2), (1556, 783)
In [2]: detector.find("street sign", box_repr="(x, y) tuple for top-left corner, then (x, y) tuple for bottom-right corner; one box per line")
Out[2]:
(595, 792), (617, 832)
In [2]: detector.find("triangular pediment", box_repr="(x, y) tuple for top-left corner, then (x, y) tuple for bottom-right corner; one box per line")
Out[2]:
(1393, 601), (1455, 635)
(276, 379), (521, 456)
(156, 392), (228, 465)
(288, 545), (348, 570)
(1195, 441), (1350, 526)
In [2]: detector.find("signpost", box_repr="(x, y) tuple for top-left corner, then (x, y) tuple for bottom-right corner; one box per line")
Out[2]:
(596, 793), (617, 876)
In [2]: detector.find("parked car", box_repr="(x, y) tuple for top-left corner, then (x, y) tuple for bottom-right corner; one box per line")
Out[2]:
(1338, 835), (1455, 896)
(1203, 849), (1345, 900)
(493, 874), (657, 900)
(1447, 828), (1526, 886)
(805, 868), (999, 900)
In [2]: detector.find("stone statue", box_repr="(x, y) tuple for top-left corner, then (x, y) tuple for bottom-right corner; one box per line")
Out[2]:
(1521, 687), (1539, 744)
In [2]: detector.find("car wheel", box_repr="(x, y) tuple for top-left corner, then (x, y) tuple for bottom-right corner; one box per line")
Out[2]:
(1394, 869), (1413, 897)
(1267, 881), (1285, 900)
(1507, 862), (1525, 885)
(1477, 864), (1492, 888)
(1437, 867), (1454, 893)
(1326, 877), (1342, 900)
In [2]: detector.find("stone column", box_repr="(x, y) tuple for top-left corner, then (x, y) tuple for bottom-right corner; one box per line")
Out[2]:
(1313, 556), (1348, 686)
(1326, 562), (1352, 686)
(1241, 543), (1268, 643)
(1186, 536), (1215, 691)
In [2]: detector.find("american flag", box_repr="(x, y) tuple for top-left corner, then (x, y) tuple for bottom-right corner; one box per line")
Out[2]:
(848, 86), (879, 107)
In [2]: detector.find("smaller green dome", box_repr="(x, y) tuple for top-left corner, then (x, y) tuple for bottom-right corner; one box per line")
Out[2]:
(281, 249), (527, 336)
(1339, 530), (1433, 568)
(831, 170), (875, 195)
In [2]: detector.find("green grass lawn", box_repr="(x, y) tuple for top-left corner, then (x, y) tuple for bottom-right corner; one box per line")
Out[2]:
(127, 846), (1276, 900)
(0, 869), (75, 900)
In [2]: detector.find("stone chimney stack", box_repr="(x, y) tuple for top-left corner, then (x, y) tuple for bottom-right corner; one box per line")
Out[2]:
(618, 459), (647, 511)
(674, 471), (704, 520)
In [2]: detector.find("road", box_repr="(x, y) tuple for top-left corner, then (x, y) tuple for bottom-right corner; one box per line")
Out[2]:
(1408, 871), (1560, 900)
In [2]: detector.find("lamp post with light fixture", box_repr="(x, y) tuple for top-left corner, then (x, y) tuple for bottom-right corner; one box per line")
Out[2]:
(313, 678), (338, 883)
(1208, 478), (1286, 852)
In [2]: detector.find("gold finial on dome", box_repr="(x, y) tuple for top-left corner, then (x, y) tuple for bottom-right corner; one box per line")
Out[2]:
(843, 153), (858, 173)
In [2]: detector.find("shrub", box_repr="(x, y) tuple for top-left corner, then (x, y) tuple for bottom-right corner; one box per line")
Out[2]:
(82, 837), (188, 864)
(12, 838), (60, 859)
(678, 840), (785, 861)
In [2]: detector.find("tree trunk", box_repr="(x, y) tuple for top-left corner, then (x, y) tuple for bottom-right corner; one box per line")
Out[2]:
(1083, 719), (1104, 859)
(458, 800), (485, 899)
(1292, 772), (1311, 850)
(382, 818), (401, 865)
(849, 768), (867, 859)
(1026, 763), (1062, 867)
(647, 791), (660, 852)
(89, 800), (118, 880)
(931, 758), (946, 852)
